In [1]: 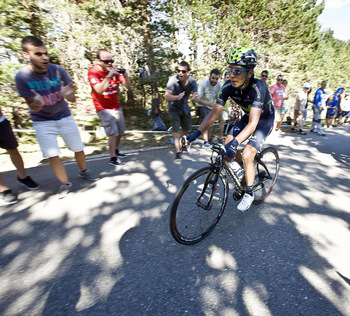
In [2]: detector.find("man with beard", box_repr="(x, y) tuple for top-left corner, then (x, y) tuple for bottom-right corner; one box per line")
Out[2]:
(165, 61), (203, 159)
(88, 49), (131, 166)
(195, 69), (222, 142)
(15, 36), (98, 199)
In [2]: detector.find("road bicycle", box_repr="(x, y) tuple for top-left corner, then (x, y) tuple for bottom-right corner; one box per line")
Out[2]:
(169, 139), (280, 245)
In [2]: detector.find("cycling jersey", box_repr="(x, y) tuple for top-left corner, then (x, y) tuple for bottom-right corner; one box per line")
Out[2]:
(216, 76), (274, 118)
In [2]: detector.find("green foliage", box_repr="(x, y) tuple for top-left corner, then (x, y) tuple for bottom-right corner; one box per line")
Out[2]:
(1, 0), (350, 127)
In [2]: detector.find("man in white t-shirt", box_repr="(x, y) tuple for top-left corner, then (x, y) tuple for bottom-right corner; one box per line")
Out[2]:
(195, 69), (222, 141)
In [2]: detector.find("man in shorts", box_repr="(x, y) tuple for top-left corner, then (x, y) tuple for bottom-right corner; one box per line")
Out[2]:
(269, 74), (286, 132)
(165, 61), (203, 159)
(15, 36), (98, 198)
(195, 69), (222, 142)
(0, 108), (39, 204)
(292, 83), (311, 134)
(186, 47), (274, 212)
(88, 49), (131, 166)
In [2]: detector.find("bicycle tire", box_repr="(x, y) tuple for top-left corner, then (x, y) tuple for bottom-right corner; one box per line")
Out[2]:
(169, 166), (229, 245)
(253, 147), (280, 204)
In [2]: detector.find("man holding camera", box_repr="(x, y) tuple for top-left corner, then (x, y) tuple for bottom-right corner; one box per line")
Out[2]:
(88, 50), (131, 166)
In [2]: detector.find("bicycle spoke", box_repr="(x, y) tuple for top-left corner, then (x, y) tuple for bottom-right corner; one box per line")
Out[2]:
(169, 167), (228, 244)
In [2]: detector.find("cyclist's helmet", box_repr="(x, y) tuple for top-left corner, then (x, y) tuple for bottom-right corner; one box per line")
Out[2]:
(227, 47), (257, 69)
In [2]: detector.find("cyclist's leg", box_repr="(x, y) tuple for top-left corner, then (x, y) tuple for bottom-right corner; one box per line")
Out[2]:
(225, 114), (249, 145)
(238, 116), (273, 211)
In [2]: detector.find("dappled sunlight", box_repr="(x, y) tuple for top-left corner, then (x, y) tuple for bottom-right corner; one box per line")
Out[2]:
(1, 227), (85, 315)
(100, 209), (140, 269)
(76, 272), (121, 312)
(299, 266), (350, 315)
(243, 285), (271, 316)
(141, 202), (168, 219)
(282, 191), (311, 208)
(206, 245), (237, 270)
(290, 214), (350, 273)
(261, 208), (286, 225)
(201, 286), (221, 308)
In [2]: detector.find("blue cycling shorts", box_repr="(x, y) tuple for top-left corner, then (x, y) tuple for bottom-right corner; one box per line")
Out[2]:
(228, 114), (274, 151)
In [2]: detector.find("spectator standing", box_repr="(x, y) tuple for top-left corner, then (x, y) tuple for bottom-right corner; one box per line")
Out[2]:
(281, 79), (292, 130)
(325, 94), (337, 128)
(311, 80), (326, 136)
(269, 75), (286, 132)
(15, 36), (98, 199)
(0, 108), (39, 204)
(292, 83), (311, 135)
(195, 69), (222, 142)
(165, 61), (202, 159)
(341, 92), (350, 124)
(218, 71), (231, 142)
(333, 87), (344, 126)
(88, 49), (131, 166)
(260, 70), (269, 86)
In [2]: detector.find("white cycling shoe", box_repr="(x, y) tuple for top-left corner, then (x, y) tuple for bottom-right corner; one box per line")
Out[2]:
(237, 192), (254, 212)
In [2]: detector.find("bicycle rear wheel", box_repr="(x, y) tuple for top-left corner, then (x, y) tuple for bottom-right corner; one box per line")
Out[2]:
(253, 147), (280, 204)
(169, 166), (229, 245)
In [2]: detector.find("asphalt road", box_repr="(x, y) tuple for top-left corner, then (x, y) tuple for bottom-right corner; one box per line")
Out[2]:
(1, 125), (350, 316)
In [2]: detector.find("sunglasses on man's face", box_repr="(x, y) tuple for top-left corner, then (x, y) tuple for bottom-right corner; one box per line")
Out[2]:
(277, 78), (283, 81)
(261, 75), (268, 78)
(227, 67), (249, 76)
(100, 59), (114, 64)
(177, 69), (188, 74)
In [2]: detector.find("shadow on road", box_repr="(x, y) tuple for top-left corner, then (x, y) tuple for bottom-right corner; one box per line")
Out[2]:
(1, 129), (350, 315)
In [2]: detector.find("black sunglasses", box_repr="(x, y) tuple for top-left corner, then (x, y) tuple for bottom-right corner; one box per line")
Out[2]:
(177, 69), (188, 74)
(100, 59), (114, 64)
(261, 75), (268, 78)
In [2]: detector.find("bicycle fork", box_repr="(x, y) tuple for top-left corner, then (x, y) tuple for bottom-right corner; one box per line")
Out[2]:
(196, 168), (220, 210)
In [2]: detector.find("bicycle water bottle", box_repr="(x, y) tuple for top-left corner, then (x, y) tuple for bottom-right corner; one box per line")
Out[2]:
(228, 161), (244, 182)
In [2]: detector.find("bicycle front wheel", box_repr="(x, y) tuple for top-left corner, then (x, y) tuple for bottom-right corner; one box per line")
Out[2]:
(169, 166), (229, 245)
(253, 147), (280, 204)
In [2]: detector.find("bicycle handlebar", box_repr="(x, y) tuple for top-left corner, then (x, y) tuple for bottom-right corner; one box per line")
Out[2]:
(184, 137), (226, 156)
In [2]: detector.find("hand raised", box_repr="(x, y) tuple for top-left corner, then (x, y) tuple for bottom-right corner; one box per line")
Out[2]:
(106, 67), (120, 79)
(30, 89), (45, 108)
(61, 81), (76, 101)
(178, 91), (185, 100)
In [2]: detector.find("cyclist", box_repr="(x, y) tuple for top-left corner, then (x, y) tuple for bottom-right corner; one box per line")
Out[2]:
(186, 47), (275, 212)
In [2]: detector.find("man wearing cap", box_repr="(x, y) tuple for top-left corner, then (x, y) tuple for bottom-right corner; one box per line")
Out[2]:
(292, 83), (311, 135)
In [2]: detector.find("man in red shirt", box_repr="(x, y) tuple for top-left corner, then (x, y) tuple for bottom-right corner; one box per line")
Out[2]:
(269, 74), (286, 132)
(88, 50), (131, 166)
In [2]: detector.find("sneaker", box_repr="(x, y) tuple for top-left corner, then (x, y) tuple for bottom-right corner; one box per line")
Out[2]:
(109, 157), (122, 166)
(57, 183), (72, 199)
(17, 176), (39, 190)
(175, 152), (182, 160)
(0, 189), (18, 205)
(310, 129), (316, 133)
(115, 150), (127, 158)
(298, 129), (307, 135)
(318, 133), (326, 136)
(237, 192), (254, 212)
(78, 169), (100, 181)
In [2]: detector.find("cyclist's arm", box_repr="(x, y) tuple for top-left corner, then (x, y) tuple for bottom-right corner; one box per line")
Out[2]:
(235, 107), (261, 144)
(197, 103), (222, 132)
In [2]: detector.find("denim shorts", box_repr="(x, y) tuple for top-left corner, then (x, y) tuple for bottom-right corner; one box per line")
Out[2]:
(32, 115), (84, 158)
